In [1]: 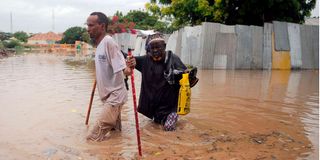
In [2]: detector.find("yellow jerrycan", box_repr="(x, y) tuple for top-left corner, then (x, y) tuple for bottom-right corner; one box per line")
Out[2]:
(177, 73), (191, 115)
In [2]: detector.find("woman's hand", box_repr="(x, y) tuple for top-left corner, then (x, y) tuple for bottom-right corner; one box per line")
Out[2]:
(123, 56), (136, 76)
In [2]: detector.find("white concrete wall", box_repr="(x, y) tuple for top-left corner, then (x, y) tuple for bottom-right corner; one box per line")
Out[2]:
(287, 23), (302, 69)
(115, 22), (318, 70)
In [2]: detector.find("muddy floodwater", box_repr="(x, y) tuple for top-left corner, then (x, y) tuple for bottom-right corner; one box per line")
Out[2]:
(0, 53), (318, 160)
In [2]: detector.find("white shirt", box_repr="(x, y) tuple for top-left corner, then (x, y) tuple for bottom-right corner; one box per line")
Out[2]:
(95, 35), (127, 106)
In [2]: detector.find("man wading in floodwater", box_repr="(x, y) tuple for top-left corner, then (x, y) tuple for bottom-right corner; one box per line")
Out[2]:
(85, 12), (132, 141)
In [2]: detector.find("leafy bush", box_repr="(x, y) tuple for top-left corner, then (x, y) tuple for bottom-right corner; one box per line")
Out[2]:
(4, 39), (22, 48)
(0, 41), (5, 49)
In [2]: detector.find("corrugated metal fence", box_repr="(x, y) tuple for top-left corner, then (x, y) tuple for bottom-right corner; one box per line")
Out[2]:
(113, 21), (319, 70)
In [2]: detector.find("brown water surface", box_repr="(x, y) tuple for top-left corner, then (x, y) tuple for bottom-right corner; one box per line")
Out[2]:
(0, 54), (318, 159)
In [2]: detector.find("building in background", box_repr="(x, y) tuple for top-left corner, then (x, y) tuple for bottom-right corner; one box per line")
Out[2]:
(27, 32), (62, 45)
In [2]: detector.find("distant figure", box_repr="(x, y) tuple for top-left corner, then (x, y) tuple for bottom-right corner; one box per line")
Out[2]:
(76, 43), (81, 54)
(85, 12), (132, 141)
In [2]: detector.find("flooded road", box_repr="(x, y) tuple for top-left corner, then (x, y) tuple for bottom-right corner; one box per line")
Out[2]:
(0, 53), (318, 160)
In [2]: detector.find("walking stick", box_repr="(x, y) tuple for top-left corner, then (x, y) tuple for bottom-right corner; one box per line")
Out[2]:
(85, 79), (96, 125)
(128, 49), (142, 156)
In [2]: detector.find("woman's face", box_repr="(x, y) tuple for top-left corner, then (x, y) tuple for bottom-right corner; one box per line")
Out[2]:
(149, 41), (166, 61)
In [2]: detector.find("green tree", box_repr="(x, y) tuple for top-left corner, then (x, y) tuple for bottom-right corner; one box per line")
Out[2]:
(108, 15), (136, 34)
(13, 31), (28, 42)
(150, 0), (171, 4)
(60, 27), (90, 44)
(216, 0), (316, 26)
(114, 11), (125, 22)
(0, 32), (12, 41)
(3, 39), (21, 48)
(110, 10), (171, 33)
(0, 41), (5, 49)
(147, 0), (316, 27)
(146, 0), (216, 28)
(124, 10), (158, 30)
(81, 31), (90, 43)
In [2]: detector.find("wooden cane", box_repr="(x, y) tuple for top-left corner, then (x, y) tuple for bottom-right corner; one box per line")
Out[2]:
(128, 49), (142, 156)
(85, 79), (97, 125)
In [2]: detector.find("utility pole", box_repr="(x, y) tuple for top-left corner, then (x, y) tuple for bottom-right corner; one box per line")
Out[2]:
(52, 9), (55, 31)
(10, 12), (13, 33)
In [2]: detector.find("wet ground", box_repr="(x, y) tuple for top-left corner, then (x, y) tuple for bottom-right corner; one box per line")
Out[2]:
(0, 53), (318, 160)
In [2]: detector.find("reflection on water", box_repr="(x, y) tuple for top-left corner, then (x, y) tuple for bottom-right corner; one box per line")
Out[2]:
(193, 70), (318, 159)
(0, 54), (318, 159)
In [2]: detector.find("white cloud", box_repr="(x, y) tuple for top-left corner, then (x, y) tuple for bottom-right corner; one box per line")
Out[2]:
(311, 0), (319, 17)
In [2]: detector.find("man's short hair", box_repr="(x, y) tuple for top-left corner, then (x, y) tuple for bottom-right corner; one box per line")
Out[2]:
(90, 12), (109, 30)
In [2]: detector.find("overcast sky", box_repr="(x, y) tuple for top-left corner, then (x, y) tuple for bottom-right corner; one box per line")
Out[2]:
(0, 0), (318, 33)
(0, 0), (149, 33)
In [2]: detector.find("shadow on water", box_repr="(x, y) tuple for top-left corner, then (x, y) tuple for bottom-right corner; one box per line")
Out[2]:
(0, 54), (318, 159)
